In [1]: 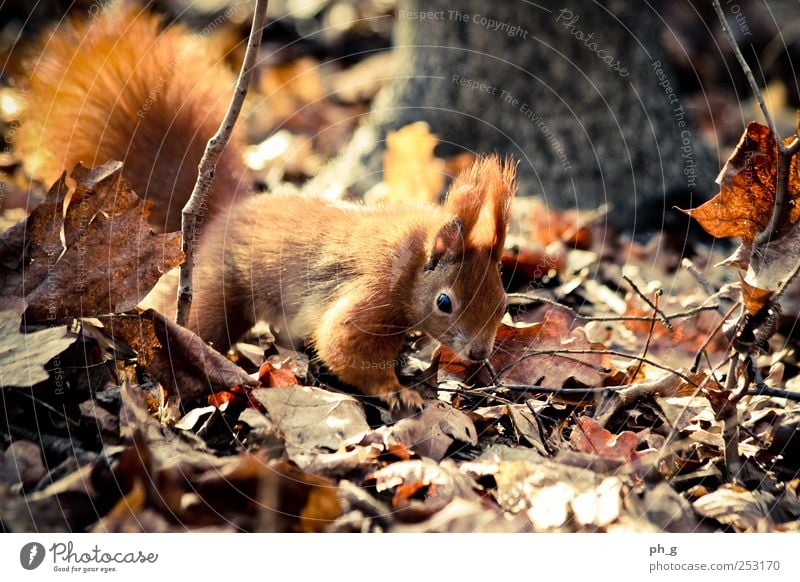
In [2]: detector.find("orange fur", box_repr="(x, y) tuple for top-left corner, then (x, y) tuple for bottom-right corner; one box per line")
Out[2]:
(18, 6), (517, 414)
(444, 155), (517, 258)
(191, 156), (516, 413)
(18, 4), (248, 232)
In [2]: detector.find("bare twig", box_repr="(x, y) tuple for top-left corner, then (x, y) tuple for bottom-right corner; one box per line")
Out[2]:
(176, 0), (269, 326)
(680, 258), (718, 298)
(718, 355), (742, 482)
(711, 0), (778, 142)
(506, 293), (719, 323)
(747, 386), (800, 401)
(691, 301), (740, 372)
(711, 0), (800, 246)
(594, 375), (684, 427)
(622, 275), (673, 332)
(629, 290), (660, 382)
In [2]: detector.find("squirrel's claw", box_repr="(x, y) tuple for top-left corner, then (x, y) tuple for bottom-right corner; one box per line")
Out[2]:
(387, 389), (424, 418)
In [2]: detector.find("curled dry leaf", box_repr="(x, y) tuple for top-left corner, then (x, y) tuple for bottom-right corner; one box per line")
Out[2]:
(570, 416), (640, 463)
(384, 400), (477, 462)
(682, 121), (800, 314)
(258, 358), (299, 387)
(682, 122), (800, 241)
(0, 162), (183, 319)
(367, 459), (480, 521)
(693, 486), (785, 531)
(108, 309), (256, 403)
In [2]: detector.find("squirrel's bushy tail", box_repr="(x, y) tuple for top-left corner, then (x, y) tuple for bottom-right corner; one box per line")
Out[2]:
(18, 4), (248, 232)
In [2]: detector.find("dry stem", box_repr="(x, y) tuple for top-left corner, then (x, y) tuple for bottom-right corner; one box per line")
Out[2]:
(176, 0), (270, 326)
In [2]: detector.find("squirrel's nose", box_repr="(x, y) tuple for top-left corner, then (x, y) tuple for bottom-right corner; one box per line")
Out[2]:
(468, 346), (490, 361)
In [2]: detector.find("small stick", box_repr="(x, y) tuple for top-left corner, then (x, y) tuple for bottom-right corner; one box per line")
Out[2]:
(622, 275), (673, 332)
(680, 258), (718, 298)
(628, 290), (660, 382)
(506, 293), (719, 322)
(176, 0), (269, 326)
(710, 0), (800, 245)
(717, 355), (742, 482)
(747, 386), (800, 402)
(691, 301), (740, 372)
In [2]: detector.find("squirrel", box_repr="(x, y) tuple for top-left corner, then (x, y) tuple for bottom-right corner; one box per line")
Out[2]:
(16, 5), (517, 413)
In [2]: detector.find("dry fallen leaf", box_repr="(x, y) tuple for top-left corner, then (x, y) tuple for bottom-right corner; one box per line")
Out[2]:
(258, 359), (299, 387)
(0, 311), (77, 388)
(385, 400), (477, 461)
(570, 416), (640, 463)
(693, 486), (781, 531)
(108, 309), (256, 403)
(383, 122), (445, 204)
(0, 162), (182, 319)
(682, 121), (800, 313)
(491, 310), (612, 387)
(682, 122), (800, 241)
(251, 385), (370, 461)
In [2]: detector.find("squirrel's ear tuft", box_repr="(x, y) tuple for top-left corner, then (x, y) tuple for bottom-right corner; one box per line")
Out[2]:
(444, 155), (517, 260)
(425, 217), (464, 270)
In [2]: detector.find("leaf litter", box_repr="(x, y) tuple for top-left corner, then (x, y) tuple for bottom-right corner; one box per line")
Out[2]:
(2, 106), (800, 534)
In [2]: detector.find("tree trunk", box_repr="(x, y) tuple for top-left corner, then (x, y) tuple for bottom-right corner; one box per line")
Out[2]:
(306, 0), (717, 234)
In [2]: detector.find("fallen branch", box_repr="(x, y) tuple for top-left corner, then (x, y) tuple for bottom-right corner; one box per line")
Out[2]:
(506, 293), (719, 323)
(176, 0), (270, 326)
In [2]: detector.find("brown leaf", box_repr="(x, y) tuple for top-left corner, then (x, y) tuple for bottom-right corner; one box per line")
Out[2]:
(0, 162), (183, 319)
(0, 311), (77, 387)
(693, 486), (780, 531)
(570, 416), (640, 462)
(367, 459), (479, 521)
(682, 122), (800, 241)
(108, 309), (256, 403)
(387, 400), (477, 462)
(383, 122), (445, 204)
(251, 385), (369, 461)
(258, 359), (299, 387)
(491, 310), (612, 387)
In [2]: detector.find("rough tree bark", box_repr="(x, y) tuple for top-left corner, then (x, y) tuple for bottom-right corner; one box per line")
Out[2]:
(306, 0), (717, 234)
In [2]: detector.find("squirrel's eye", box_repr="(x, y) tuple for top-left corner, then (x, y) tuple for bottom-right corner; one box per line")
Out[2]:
(436, 293), (453, 314)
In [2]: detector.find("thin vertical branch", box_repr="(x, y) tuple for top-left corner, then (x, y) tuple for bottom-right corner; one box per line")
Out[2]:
(711, 0), (799, 245)
(718, 356), (742, 482)
(710, 0), (778, 143)
(176, 0), (269, 326)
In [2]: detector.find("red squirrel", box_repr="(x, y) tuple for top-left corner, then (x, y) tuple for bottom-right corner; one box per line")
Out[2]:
(17, 6), (516, 413)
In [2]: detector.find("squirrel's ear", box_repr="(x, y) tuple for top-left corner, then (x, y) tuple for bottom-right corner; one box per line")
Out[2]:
(445, 155), (517, 260)
(425, 217), (464, 271)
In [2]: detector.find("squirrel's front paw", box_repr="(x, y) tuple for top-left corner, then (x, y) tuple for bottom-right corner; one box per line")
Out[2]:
(385, 388), (424, 418)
